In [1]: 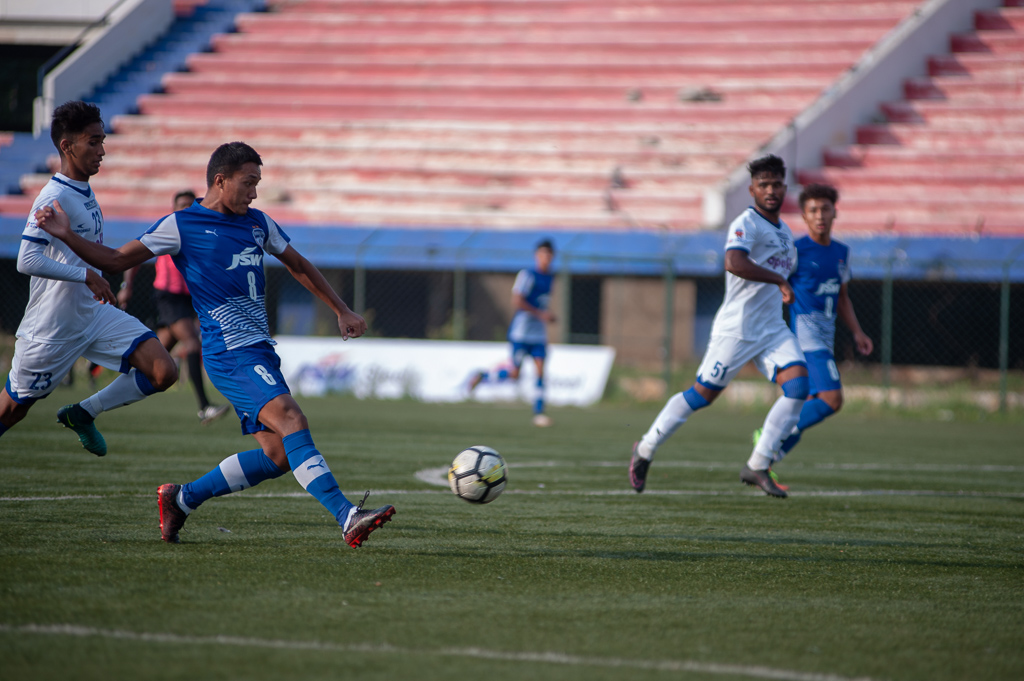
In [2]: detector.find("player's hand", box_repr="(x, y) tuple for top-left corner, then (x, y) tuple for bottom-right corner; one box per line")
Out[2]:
(117, 287), (132, 309)
(338, 309), (367, 340)
(541, 310), (556, 324)
(33, 200), (72, 239)
(85, 269), (117, 305)
(854, 331), (874, 356)
(779, 281), (795, 305)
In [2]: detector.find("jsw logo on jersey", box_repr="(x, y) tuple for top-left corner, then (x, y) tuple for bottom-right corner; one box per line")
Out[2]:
(227, 246), (263, 270)
(814, 278), (841, 296)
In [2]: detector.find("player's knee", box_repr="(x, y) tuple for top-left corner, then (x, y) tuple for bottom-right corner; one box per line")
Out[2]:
(280, 405), (309, 433)
(781, 375), (810, 400)
(149, 359), (179, 392)
(822, 391), (843, 413)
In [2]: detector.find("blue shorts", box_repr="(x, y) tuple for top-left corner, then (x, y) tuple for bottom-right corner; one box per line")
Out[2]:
(203, 343), (291, 435)
(511, 342), (546, 367)
(805, 349), (842, 394)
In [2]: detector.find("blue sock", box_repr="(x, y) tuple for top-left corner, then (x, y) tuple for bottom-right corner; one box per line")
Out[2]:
(284, 429), (354, 527)
(534, 376), (545, 414)
(780, 398), (836, 453)
(0, 422), (8, 438)
(180, 448), (285, 511)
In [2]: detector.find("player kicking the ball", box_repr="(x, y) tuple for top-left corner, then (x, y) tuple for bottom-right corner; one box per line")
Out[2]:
(34, 142), (395, 547)
(628, 154), (808, 498)
(752, 184), (873, 465)
(0, 101), (176, 453)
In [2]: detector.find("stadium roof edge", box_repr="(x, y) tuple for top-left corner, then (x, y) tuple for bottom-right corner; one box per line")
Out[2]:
(1, 216), (1022, 282)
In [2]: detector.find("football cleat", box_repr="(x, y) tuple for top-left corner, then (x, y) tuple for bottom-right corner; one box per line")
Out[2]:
(158, 483), (189, 543)
(532, 413), (552, 427)
(768, 468), (789, 492)
(198, 404), (231, 425)
(740, 465), (788, 498)
(629, 442), (650, 493)
(466, 371), (485, 393)
(343, 491), (396, 548)
(751, 428), (789, 490)
(56, 403), (106, 456)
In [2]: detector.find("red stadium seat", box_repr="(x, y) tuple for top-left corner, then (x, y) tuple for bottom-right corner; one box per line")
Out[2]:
(40, 0), (931, 229)
(790, 2), (1024, 236)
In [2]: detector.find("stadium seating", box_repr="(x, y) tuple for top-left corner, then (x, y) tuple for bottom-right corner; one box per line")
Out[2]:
(19, 0), (924, 228)
(788, 1), (1024, 236)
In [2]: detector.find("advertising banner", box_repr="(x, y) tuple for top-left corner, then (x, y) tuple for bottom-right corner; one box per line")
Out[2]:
(274, 336), (615, 407)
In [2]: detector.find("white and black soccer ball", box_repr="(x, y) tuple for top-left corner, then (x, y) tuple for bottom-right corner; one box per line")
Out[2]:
(448, 446), (507, 504)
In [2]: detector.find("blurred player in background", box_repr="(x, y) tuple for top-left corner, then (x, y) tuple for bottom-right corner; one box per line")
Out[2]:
(35, 141), (395, 548)
(119, 189), (229, 425)
(629, 155), (808, 498)
(468, 239), (556, 427)
(0, 101), (176, 455)
(752, 184), (873, 471)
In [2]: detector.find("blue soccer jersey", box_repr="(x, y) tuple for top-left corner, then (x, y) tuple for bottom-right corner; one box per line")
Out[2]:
(788, 236), (851, 354)
(507, 268), (553, 345)
(138, 200), (290, 355)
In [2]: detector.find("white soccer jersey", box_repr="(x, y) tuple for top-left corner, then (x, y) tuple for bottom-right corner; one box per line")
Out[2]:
(710, 207), (797, 340)
(16, 174), (105, 342)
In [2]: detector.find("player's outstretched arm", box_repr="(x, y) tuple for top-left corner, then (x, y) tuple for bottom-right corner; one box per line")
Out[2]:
(275, 245), (366, 340)
(512, 292), (555, 323)
(724, 249), (794, 304)
(837, 283), (873, 356)
(17, 237), (117, 305)
(33, 200), (155, 274)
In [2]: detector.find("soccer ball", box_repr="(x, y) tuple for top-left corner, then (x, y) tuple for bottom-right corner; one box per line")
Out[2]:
(448, 446), (508, 504)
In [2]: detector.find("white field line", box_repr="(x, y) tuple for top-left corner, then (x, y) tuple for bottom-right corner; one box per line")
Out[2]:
(4, 487), (1024, 502)
(516, 461), (1024, 473)
(2, 460), (1021, 502)
(0, 623), (879, 681)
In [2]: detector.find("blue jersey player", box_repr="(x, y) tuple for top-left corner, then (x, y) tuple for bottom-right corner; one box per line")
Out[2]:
(468, 239), (556, 427)
(33, 142), (395, 548)
(755, 184), (873, 468)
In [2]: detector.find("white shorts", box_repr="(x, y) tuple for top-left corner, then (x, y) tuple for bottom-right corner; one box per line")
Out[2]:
(696, 327), (805, 390)
(7, 304), (156, 404)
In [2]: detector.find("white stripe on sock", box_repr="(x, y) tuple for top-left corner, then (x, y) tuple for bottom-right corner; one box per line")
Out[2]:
(219, 454), (250, 493)
(292, 455), (332, 490)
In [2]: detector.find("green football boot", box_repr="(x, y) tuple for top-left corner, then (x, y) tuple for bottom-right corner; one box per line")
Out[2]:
(56, 403), (107, 456)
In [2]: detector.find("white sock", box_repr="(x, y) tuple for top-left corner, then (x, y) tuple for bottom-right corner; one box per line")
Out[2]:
(638, 392), (694, 460)
(771, 425), (801, 464)
(80, 369), (149, 416)
(746, 395), (803, 470)
(342, 505), (359, 532)
(175, 489), (193, 516)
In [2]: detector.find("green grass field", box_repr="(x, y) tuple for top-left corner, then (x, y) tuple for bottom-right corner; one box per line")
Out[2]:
(2, 386), (1022, 681)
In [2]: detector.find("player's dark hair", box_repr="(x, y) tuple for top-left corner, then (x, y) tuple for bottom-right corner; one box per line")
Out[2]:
(536, 238), (555, 253)
(206, 142), (263, 187)
(799, 183), (839, 209)
(50, 100), (103, 152)
(173, 189), (196, 204)
(747, 154), (786, 180)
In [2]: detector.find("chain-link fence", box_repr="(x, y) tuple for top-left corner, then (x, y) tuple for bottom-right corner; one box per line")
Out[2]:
(1, 240), (1022, 411)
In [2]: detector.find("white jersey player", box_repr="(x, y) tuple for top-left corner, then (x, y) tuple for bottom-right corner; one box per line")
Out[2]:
(0, 101), (176, 455)
(628, 154), (810, 498)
